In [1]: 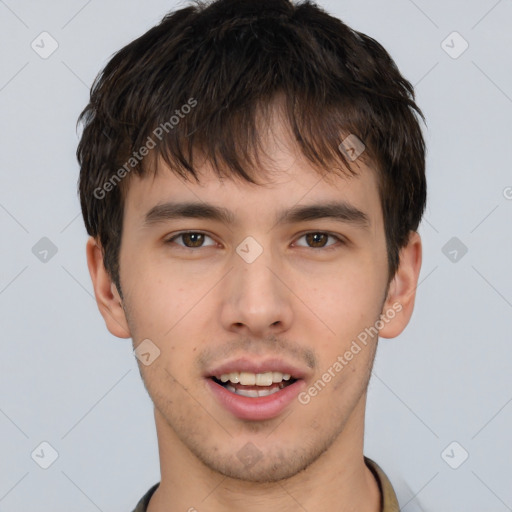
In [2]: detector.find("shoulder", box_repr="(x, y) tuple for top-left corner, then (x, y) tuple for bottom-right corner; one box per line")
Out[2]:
(364, 456), (400, 512)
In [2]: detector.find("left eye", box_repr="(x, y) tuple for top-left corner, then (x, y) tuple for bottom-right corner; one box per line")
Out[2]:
(294, 232), (342, 249)
(165, 231), (342, 250)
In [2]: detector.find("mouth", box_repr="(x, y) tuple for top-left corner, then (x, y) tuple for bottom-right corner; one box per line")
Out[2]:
(204, 363), (307, 421)
(210, 371), (298, 398)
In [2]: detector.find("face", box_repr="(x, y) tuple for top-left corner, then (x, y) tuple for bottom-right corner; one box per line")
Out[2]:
(99, 115), (408, 483)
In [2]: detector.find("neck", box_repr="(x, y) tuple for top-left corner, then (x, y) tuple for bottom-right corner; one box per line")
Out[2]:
(148, 394), (380, 512)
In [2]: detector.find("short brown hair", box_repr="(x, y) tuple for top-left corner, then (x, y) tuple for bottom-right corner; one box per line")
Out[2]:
(77, 0), (426, 295)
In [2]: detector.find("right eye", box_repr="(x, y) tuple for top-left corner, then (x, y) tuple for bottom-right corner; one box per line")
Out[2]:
(164, 231), (217, 249)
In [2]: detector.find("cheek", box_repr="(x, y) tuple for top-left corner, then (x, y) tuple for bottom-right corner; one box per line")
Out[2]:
(299, 263), (385, 382)
(310, 264), (384, 329)
(124, 255), (202, 335)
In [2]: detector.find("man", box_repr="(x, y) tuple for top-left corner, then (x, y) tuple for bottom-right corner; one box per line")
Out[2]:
(77, 0), (426, 510)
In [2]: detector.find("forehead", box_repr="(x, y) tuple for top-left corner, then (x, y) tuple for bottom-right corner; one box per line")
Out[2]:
(123, 153), (382, 237)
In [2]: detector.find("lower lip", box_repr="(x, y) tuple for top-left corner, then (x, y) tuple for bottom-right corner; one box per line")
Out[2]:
(206, 378), (305, 421)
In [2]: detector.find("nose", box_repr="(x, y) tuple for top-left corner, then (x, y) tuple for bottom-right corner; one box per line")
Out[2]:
(220, 246), (294, 337)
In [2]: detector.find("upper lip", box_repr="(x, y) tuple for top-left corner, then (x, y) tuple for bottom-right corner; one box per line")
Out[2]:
(205, 357), (310, 380)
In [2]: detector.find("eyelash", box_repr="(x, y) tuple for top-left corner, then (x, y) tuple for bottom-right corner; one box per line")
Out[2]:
(164, 231), (345, 251)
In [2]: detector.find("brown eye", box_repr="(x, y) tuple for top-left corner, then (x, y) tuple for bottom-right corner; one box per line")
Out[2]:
(305, 233), (329, 248)
(181, 233), (205, 247)
(166, 232), (216, 248)
(295, 232), (342, 250)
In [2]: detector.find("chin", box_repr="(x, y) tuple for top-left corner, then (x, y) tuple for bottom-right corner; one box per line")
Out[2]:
(192, 440), (331, 484)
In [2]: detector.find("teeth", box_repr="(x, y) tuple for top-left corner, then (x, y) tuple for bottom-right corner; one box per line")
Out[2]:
(225, 384), (282, 397)
(256, 372), (273, 386)
(217, 371), (293, 385)
(240, 372), (256, 385)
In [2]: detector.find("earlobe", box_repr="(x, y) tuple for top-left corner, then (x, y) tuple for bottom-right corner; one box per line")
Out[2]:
(86, 237), (131, 339)
(379, 231), (422, 339)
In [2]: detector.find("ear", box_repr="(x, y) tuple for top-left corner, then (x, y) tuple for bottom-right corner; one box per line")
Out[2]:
(379, 231), (422, 339)
(86, 236), (131, 338)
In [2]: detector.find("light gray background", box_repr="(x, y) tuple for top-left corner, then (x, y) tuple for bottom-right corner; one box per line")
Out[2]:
(1, 0), (511, 511)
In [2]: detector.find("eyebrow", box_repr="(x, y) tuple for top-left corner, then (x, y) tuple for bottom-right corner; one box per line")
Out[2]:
(143, 200), (370, 229)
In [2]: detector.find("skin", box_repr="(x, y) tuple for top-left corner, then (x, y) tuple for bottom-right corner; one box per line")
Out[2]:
(86, 108), (422, 512)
